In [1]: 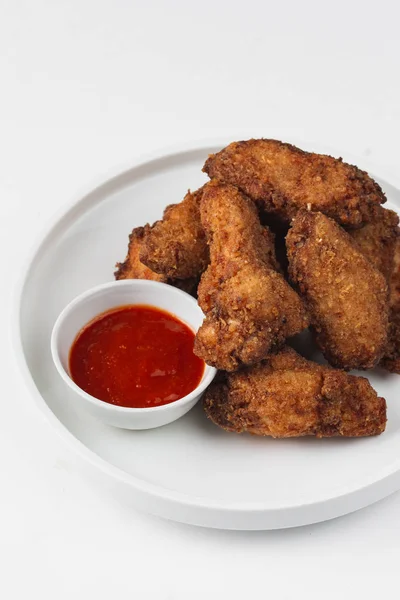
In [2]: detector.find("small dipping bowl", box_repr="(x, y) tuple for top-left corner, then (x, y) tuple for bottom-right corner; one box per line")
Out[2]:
(51, 280), (217, 429)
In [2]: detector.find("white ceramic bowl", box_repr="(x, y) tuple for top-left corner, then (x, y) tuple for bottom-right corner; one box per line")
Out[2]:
(51, 279), (217, 429)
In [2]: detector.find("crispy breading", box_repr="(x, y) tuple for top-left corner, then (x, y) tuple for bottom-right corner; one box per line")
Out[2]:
(349, 207), (399, 282)
(381, 313), (400, 373)
(380, 234), (400, 373)
(389, 233), (400, 309)
(287, 211), (388, 370)
(350, 210), (400, 373)
(114, 226), (197, 294)
(193, 182), (309, 371)
(203, 139), (386, 228)
(139, 186), (209, 279)
(203, 347), (386, 438)
(115, 226), (166, 282)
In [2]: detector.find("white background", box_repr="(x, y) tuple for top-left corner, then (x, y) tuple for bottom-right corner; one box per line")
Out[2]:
(1, 1), (400, 598)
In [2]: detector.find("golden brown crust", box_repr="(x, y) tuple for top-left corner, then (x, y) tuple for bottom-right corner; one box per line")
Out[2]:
(390, 233), (400, 309)
(203, 347), (386, 438)
(193, 181), (309, 371)
(139, 186), (209, 279)
(115, 226), (166, 282)
(380, 233), (400, 372)
(380, 313), (400, 373)
(287, 211), (389, 370)
(203, 139), (386, 228)
(349, 207), (399, 282)
(114, 226), (197, 294)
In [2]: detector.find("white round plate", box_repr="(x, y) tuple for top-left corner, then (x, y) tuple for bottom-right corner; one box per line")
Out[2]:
(15, 139), (400, 530)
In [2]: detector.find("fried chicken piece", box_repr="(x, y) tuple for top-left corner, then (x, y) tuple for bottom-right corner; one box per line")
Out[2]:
(193, 182), (309, 371)
(347, 210), (400, 373)
(349, 207), (399, 282)
(287, 211), (389, 370)
(203, 347), (386, 438)
(139, 186), (209, 280)
(380, 234), (400, 373)
(203, 139), (386, 228)
(115, 226), (197, 294)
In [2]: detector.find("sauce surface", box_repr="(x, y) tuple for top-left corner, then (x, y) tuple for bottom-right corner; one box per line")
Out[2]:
(69, 305), (205, 408)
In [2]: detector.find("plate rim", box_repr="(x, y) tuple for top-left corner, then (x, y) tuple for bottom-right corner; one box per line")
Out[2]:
(12, 137), (400, 528)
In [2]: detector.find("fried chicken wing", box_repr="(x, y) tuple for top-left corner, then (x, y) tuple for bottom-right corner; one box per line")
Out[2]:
(115, 226), (197, 294)
(139, 186), (209, 279)
(349, 207), (399, 282)
(341, 208), (400, 373)
(203, 139), (386, 228)
(287, 211), (389, 370)
(380, 234), (400, 373)
(193, 182), (309, 371)
(203, 347), (386, 438)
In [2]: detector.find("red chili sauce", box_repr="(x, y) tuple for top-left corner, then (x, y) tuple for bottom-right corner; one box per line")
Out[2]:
(69, 305), (205, 408)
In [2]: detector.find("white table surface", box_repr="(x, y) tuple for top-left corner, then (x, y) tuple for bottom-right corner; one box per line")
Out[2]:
(1, 1), (400, 598)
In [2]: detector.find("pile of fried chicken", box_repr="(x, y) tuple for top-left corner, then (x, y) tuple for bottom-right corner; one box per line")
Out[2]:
(115, 139), (400, 439)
